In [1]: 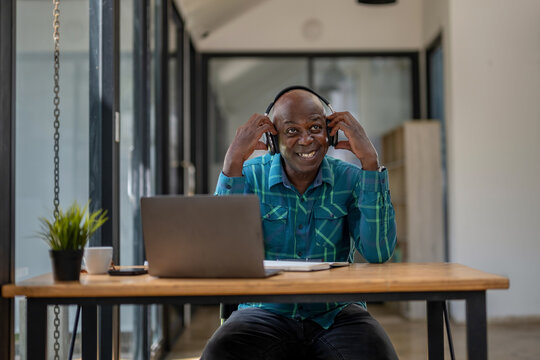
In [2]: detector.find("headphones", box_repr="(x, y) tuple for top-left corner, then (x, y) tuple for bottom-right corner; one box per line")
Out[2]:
(264, 85), (338, 155)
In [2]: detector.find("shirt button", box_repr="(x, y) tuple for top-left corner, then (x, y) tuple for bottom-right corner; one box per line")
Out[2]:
(298, 224), (303, 229)
(300, 197), (305, 202)
(297, 251), (303, 257)
(225, 184), (232, 189)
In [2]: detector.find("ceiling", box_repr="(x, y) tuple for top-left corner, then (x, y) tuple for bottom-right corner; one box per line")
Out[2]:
(175, 0), (268, 41)
(174, 0), (417, 52)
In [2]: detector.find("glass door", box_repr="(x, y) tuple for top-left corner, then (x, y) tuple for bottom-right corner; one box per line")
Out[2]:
(119, 0), (160, 357)
(119, 0), (185, 357)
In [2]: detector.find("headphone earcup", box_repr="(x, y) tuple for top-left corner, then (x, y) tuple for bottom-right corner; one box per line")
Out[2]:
(265, 132), (280, 155)
(327, 129), (335, 147)
(326, 120), (337, 147)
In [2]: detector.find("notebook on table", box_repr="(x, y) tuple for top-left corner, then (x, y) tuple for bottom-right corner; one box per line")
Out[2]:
(263, 260), (350, 272)
(141, 195), (280, 278)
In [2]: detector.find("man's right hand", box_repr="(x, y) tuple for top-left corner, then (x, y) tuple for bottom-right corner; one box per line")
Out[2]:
(222, 113), (277, 177)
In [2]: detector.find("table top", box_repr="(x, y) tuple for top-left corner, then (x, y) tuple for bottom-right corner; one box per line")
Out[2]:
(2, 263), (509, 299)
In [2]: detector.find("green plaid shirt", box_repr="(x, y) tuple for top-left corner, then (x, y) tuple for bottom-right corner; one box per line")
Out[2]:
(215, 153), (396, 329)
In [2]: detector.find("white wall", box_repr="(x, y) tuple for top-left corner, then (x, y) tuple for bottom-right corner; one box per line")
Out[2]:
(424, 0), (540, 320)
(422, 0), (448, 45)
(193, 0), (423, 52)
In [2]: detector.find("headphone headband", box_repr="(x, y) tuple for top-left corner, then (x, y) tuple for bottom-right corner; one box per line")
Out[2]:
(264, 85), (333, 115)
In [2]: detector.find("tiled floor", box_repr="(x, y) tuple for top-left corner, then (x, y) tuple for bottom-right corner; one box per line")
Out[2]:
(166, 304), (540, 360)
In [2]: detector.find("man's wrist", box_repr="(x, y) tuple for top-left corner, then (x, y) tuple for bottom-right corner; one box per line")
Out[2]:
(216, 171), (246, 194)
(223, 154), (245, 177)
(222, 165), (243, 177)
(361, 158), (380, 171)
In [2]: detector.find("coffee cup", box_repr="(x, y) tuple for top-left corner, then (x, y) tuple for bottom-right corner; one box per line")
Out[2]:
(84, 247), (113, 274)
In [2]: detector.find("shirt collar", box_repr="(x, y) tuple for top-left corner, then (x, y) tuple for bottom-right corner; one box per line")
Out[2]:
(268, 154), (334, 189)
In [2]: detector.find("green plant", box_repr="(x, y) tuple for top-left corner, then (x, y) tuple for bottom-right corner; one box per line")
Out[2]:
(38, 201), (108, 251)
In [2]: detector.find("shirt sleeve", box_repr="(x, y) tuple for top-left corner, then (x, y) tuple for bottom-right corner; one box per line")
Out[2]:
(348, 169), (397, 263)
(214, 171), (250, 195)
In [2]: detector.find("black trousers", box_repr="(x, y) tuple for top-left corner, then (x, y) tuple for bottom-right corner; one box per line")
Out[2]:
(201, 304), (398, 360)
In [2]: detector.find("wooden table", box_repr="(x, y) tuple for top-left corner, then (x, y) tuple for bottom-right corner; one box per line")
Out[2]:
(2, 263), (509, 360)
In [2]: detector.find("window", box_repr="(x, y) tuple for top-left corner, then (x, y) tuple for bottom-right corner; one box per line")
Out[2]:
(207, 54), (417, 190)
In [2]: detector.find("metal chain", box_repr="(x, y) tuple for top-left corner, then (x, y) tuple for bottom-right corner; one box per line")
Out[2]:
(53, 305), (61, 358)
(53, 0), (60, 219)
(52, 1), (61, 359)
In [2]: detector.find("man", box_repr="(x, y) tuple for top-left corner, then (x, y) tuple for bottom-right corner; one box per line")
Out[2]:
(202, 87), (398, 360)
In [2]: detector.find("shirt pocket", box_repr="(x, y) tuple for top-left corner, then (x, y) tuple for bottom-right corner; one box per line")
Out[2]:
(260, 203), (289, 257)
(261, 203), (288, 222)
(313, 203), (349, 261)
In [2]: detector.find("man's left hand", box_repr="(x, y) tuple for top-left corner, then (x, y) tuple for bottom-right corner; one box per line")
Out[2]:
(327, 111), (379, 170)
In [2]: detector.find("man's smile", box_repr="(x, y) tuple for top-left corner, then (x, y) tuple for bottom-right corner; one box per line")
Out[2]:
(296, 150), (317, 159)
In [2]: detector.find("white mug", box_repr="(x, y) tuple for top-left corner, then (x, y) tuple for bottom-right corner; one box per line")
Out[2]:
(84, 247), (113, 274)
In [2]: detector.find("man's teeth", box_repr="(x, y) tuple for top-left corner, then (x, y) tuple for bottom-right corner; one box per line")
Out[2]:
(298, 151), (316, 158)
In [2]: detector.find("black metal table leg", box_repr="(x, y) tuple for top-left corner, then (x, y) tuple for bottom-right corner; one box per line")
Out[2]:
(82, 305), (98, 360)
(26, 299), (47, 360)
(100, 305), (113, 359)
(427, 301), (444, 360)
(466, 291), (487, 360)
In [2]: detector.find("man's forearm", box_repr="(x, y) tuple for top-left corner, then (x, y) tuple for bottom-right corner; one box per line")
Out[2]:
(351, 170), (396, 263)
(222, 147), (246, 177)
(357, 192), (396, 263)
(223, 158), (244, 177)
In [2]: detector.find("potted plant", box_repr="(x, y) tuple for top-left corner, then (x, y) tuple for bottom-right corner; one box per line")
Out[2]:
(38, 201), (108, 281)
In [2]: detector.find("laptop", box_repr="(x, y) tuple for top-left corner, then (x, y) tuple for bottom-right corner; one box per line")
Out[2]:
(140, 195), (280, 278)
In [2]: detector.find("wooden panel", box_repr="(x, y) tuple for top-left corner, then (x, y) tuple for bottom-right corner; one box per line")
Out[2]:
(382, 126), (404, 164)
(404, 121), (444, 262)
(2, 263), (509, 299)
(382, 121), (444, 266)
(388, 166), (405, 204)
(394, 126), (404, 162)
(382, 121), (445, 318)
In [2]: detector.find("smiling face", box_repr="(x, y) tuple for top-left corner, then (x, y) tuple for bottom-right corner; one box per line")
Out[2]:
(272, 90), (329, 186)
